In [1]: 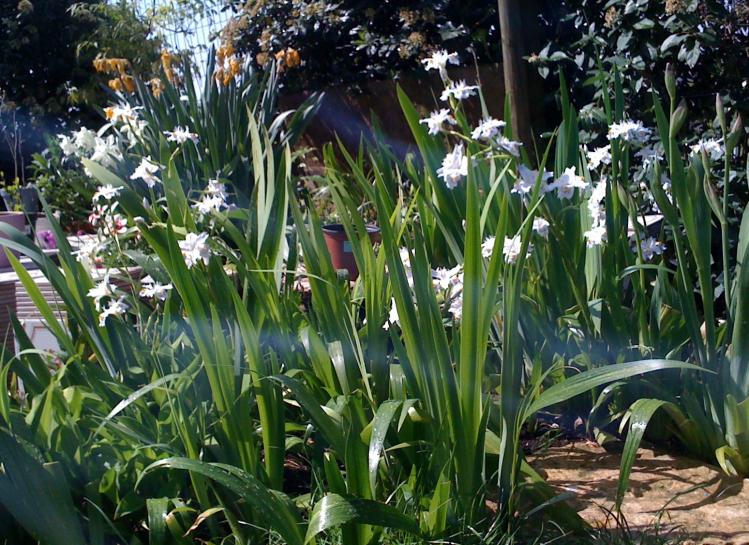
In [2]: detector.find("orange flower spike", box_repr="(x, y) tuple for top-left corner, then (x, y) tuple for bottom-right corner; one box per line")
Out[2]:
(229, 57), (241, 76)
(150, 78), (164, 98)
(108, 78), (124, 92)
(285, 48), (301, 68)
(122, 75), (137, 94)
(93, 58), (107, 73)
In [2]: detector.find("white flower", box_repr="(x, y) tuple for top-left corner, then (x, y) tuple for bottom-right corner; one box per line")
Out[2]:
(587, 145), (611, 170)
(122, 119), (148, 146)
(419, 109), (456, 135)
(481, 236), (496, 258)
(194, 195), (227, 215)
(513, 165), (553, 195)
(194, 178), (230, 215)
(206, 178), (228, 199)
(437, 144), (468, 189)
(690, 139), (724, 161)
(58, 134), (77, 156)
(106, 213), (128, 235)
(432, 265), (462, 291)
(638, 237), (666, 261)
(130, 156), (160, 188)
(88, 276), (115, 311)
(471, 117), (506, 141)
(139, 276), (173, 301)
(98, 297), (128, 327)
(440, 80), (478, 102)
(635, 144), (663, 169)
(106, 104), (140, 124)
(551, 166), (588, 200)
(421, 50), (460, 81)
(503, 235), (532, 264)
(165, 126), (199, 144)
(607, 120), (651, 145)
(72, 128), (97, 154)
(584, 225), (607, 248)
(495, 135), (522, 157)
(588, 181), (607, 225)
(532, 217), (550, 239)
(90, 135), (121, 167)
(448, 293), (463, 321)
(383, 298), (400, 330)
(179, 232), (211, 268)
(74, 237), (107, 264)
(93, 184), (122, 201)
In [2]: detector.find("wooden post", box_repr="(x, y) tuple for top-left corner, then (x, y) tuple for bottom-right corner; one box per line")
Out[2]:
(498, 0), (534, 158)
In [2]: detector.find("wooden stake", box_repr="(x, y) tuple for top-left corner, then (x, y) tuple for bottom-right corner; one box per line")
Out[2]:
(498, 0), (534, 158)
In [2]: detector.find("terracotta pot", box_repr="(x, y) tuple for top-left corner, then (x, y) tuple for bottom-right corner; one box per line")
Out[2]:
(0, 212), (26, 269)
(322, 223), (380, 280)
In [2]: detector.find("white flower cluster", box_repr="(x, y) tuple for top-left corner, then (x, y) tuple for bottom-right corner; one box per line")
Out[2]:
(139, 275), (173, 301)
(420, 51), (522, 189)
(179, 232), (212, 268)
(583, 180), (607, 248)
(89, 186), (128, 236)
(193, 178), (231, 217)
(87, 274), (129, 327)
(164, 126), (199, 145)
(59, 128), (123, 172)
(421, 50), (460, 82)
(130, 157), (161, 188)
(105, 104), (147, 146)
(690, 138), (724, 161)
(607, 120), (651, 145)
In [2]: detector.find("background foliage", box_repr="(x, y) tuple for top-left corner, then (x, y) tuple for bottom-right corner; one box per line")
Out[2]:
(0, 0), (160, 182)
(226, 0), (501, 92)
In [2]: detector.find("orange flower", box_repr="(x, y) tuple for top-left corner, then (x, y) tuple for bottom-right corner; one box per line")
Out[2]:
(122, 75), (136, 93)
(160, 50), (178, 84)
(274, 48), (301, 71)
(285, 48), (301, 68)
(108, 78), (124, 92)
(149, 78), (164, 99)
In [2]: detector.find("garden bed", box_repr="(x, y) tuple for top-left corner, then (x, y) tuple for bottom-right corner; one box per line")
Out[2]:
(531, 442), (749, 544)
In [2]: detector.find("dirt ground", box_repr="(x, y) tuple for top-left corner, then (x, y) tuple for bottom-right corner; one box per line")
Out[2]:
(531, 442), (749, 544)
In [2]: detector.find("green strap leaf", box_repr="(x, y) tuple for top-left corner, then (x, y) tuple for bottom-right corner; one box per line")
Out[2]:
(616, 399), (679, 509)
(140, 457), (305, 545)
(304, 494), (419, 544)
(525, 359), (704, 419)
(368, 400), (402, 495)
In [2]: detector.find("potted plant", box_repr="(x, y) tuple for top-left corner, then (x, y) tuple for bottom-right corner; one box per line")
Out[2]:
(322, 223), (380, 280)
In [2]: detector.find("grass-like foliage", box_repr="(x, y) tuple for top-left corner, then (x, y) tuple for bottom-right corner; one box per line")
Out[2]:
(0, 58), (746, 545)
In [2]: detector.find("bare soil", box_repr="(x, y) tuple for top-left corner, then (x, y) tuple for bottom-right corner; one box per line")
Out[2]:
(530, 442), (749, 544)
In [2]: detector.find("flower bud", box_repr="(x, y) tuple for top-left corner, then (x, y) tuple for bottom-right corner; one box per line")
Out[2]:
(669, 99), (688, 139)
(665, 63), (677, 102)
(716, 93), (727, 133)
(726, 114), (744, 152)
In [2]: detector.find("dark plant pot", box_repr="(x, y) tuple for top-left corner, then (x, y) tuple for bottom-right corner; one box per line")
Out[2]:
(322, 223), (380, 281)
(20, 185), (40, 217)
(0, 212), (26, 269)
